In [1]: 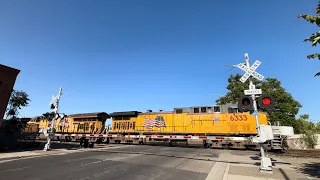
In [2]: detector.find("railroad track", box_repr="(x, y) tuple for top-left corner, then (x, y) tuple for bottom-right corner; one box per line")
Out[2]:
(34, 140), (320, 158)
(275, 149), (320, 158)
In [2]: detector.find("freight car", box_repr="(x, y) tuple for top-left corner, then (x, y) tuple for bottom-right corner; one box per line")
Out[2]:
(28, 104), (293, 151)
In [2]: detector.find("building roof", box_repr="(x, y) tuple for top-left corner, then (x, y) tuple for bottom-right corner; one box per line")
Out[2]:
(0, 64), (20, 74)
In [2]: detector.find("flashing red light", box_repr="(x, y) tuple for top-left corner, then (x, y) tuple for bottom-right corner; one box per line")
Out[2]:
(262, 97), (271, 105)
(257, 94), (275, 111)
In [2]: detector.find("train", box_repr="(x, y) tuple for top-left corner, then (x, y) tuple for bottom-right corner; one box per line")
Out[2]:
(26, 103), (294, 151)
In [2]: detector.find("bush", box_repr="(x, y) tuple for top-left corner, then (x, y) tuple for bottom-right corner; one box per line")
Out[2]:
(299, 131), (318, 149)
(295, 114), (319, 149)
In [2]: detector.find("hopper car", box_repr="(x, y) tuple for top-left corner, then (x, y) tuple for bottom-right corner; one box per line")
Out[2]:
(26, 104), (293, 151)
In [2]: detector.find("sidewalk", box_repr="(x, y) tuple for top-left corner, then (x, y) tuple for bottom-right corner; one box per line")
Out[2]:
(206, 152), (317, 180)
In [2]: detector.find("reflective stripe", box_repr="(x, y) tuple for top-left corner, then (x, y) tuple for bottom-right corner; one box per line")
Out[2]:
(52, 133), (250, 141)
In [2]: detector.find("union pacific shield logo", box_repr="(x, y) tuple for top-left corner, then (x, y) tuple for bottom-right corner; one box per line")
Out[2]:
(143, 116), (167, 130)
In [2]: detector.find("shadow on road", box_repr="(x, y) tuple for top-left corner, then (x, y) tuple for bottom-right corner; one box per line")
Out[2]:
(279, 168), (291, 180)
(297, 162), (320, 179)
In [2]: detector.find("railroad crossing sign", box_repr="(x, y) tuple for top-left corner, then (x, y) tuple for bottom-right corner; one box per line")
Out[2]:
(244, 84), (262, 95)
(236, 60), (264, 83)
(244, 88), (262, 95)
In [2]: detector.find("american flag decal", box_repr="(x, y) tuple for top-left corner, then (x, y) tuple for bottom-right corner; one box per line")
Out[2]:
(143, 116), (167, 130)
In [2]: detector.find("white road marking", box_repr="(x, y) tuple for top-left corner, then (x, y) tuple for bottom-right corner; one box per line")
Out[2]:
(80, 159), (109, 167)
(81, 160), (103, 166)
(205, 153), (229, 180)
(223, 162), (230, 180)
(0, 166), (29, 173)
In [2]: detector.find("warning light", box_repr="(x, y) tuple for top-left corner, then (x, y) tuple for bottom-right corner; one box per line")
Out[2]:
(242, 98), (251, 106)
(262, 97), (271, 105)
(238, 96), (254, 112)
(258, 94), (275, 111)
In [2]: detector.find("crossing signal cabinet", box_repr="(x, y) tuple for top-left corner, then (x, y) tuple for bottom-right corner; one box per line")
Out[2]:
(237, 94), (275, 113)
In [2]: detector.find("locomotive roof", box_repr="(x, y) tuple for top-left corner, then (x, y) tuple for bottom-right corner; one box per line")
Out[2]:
(68, 112), (110, 118)
(109, 103), (238, 115)
(109, 111), (141, 117)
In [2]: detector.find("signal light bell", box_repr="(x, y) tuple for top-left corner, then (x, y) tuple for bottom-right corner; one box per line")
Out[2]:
(257, 94), (275, 111)
(50, 103), (55, 110)
(238, 95), (254, 112)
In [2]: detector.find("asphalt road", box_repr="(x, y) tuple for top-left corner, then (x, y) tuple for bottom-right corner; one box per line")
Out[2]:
(0, 145), (228, 180)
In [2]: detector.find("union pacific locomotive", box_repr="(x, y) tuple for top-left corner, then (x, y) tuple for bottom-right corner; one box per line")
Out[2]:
(27, 103), (292, 151)
(108, 104), (268, 136)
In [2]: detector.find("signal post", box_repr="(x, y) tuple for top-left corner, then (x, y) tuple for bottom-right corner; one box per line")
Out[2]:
(233, 53), (275, 173)
(43, 88), (63, 151)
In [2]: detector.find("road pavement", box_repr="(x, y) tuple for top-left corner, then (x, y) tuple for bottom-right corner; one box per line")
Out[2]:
(0, 145), (224, 180)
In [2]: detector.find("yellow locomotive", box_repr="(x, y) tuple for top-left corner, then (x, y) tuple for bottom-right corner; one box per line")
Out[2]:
(109, 104), (268, 136)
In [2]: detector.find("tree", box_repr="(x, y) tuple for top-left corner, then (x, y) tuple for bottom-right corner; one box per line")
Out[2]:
(215, 74), (302, 127)
(5, 90), (30, 119)
(294, 114), (315, 134)
(298, 1), (320, 77)
(295, 114), (319, 149)
(316, 121), (320, 132)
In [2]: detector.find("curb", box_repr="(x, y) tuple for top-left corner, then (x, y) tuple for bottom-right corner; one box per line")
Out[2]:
(0, 150), (78, 163)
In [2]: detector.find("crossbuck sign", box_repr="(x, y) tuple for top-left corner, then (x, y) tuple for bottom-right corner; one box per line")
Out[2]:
(237, 60), (264, 83)
(234, 53), (265, 95)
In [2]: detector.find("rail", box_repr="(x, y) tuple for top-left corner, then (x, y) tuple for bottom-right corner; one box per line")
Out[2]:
(276, 149), (320, 158)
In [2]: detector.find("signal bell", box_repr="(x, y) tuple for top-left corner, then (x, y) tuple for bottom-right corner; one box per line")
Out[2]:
(257, 94), (275, 110)
(238, 95), (254, 112)
(50, 103), (55, 110)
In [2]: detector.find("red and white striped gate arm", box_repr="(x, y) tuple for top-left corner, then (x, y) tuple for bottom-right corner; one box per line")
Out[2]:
(53, 133), (248, 141)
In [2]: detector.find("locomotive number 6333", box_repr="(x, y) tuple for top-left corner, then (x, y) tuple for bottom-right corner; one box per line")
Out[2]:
(230, 115), (248, 121)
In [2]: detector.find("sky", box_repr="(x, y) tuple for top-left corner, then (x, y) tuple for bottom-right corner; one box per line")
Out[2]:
(0, 0), (319, 125)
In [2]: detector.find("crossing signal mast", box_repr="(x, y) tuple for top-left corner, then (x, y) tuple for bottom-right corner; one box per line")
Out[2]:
(43, 88), (63, 151)
(228, 53), (276, 173)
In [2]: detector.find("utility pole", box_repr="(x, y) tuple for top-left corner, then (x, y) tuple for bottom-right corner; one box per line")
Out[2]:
(231, 53), (273, 173)
(43, 88), (63, 151)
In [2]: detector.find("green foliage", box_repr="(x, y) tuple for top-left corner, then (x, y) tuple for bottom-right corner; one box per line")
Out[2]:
(5, 90), (30, 119)
(300, 131), (318, 149)
(295, 114), (316, 134)
(299, 1), (320, 76)
(215, 74), (302, 127)
(295, 114), (319, 149)
(303, 31), (320, 47)
(316, 121), (320, 132)
(298, 15), (320, 27)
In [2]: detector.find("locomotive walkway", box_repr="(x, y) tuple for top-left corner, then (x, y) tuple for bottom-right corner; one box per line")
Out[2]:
(0, 144), (317, 180)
